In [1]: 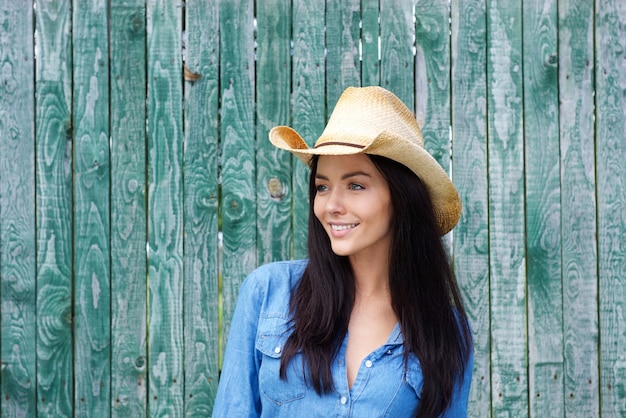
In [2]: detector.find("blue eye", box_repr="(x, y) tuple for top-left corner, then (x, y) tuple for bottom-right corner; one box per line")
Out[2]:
(349, 183), (364, 190)
(315, 184), (328, 192)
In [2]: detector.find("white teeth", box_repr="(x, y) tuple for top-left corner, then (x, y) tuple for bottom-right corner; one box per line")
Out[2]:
(330, 223), (357, 231)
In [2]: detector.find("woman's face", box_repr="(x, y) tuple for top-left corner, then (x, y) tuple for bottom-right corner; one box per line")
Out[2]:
(313, 154), (393, 263)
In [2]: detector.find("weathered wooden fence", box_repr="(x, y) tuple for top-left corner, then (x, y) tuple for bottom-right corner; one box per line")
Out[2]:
(1, 0), (625, 416)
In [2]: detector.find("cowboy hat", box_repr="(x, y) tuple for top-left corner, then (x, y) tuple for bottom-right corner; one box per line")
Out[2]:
(269, 86), (461, 235)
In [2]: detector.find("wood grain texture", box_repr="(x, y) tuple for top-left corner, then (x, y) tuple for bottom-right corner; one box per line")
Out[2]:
(0, 1), (37, 416)
(146, 0), (184, 416)
(256, 0), (292, 264)
(183, 0), (220, 415)
(487, 1), (528, 415)
(522, 0), (564, 416)
(72, 0), (111, 415)
(450, 1), (490, 415)
(595, 0), (626, 415)
(34, 0), (74, 416)
(415, 0), (451, 174)
(559, 0), (599, 415)
(415, 0), (452, 254)
(361, 0), (380, 86)
(326, 0), (360, 110)
(380, 0), (415, 111)
(110, 1), (148, 416)
(291, 0), (326, 259)
(219, 0), (257, 350)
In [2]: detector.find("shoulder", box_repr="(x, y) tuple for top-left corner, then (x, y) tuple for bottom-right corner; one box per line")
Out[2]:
(238, 260), (308, 316)
(247, 259), (308, 280)
(243, 259), (308, 290)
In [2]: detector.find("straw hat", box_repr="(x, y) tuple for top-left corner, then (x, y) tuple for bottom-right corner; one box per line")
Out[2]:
(269, 86), (461, 235)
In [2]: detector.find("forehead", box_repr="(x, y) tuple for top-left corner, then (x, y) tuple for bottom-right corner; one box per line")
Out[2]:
(315, 154), (380, 175)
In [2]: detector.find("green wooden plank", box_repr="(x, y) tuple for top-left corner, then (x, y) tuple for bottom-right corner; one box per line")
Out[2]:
(291, 0), (326, 259)
(183, 0), (220, 415)
(256, 0), (292, 264)
(325, 0), (360, 109)
(34, 0), (74, 415)
(558, 0), (599, 415)
(486, 1), (527, 415)
(415, 0), (451, 174)
(522, 0), (564, 416)
(219, 0), (257, 355)
(72, 0), (111, 415)
(380, 0), (414, 111)
(110, 1), (148, 416)
(146, 0), (184, 416)
(415, 0), (451, 253)
(361, 0), (380, 86)
(0, 1), (37, 416)
(595, 0), (626, 415)
(450, 1), (490, 415)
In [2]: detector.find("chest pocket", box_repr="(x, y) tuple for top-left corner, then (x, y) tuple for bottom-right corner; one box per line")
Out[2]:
(381, 361), (423, 417)
(256, 317), (306, 406)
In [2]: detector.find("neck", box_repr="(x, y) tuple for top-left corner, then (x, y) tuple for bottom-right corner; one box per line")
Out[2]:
(349, 253), (390, 300)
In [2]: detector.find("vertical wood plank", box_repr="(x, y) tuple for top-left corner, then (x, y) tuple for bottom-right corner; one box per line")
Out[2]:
(415, 0), (451, 173)
(361, 0), (380, 87)
(110, 1), (148, 416)
(183, 0), (220, 415)
(146, 0), (183, 416)
(595, 0), (626, 415)
(34, 0), (74, 415)
(487, 1), (527, 415)
(450, 0), (490, 415)
(558, 0), (599, 415)
(72, 0), (111, 415)
(0, 1), (37, 416)
(291, 0), (326, 259)
(256, 0), (292, 263)
(380, 0), (415, 110)
(522, 0), (564, 415)
(219, 0), (257, 352)
(326, 0), (360, 109)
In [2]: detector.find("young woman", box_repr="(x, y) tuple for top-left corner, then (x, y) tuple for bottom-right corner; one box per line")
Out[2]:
(212, 86), (473, 417)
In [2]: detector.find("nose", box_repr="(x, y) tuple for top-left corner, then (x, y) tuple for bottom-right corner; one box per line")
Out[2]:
(325, 188), (345, 214)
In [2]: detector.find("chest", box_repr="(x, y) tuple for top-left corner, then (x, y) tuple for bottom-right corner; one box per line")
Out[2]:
(345, 311), (397, 389)
(255, 317), (422, 417)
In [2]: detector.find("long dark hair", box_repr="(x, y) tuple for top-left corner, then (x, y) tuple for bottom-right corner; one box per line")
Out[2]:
(280, 154), (473, 417)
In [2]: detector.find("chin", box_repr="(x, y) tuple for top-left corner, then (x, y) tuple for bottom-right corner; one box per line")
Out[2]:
(329, 244), (353, 257)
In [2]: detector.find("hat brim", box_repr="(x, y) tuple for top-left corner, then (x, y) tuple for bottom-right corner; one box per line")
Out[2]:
(269, 126), (462, 235)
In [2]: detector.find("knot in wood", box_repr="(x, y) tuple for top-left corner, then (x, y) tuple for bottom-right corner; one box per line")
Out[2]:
(268, 177), (285, 200)
(135, 356), (146, 369)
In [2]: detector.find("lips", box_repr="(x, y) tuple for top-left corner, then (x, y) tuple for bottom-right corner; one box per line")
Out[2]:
(328, 223), (359, 239)
(330, 223), (358, 231)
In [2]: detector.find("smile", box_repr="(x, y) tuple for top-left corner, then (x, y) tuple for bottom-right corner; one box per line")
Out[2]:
(330, 223), (358, 231)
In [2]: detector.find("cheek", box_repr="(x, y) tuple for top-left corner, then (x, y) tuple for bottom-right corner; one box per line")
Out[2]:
(380, 201), (393, 233)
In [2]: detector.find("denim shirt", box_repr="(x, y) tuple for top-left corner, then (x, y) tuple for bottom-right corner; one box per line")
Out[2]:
(212, 260), (473, 417)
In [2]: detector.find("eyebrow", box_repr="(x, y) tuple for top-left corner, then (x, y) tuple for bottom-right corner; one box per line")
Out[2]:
(315, 171), (372, 181)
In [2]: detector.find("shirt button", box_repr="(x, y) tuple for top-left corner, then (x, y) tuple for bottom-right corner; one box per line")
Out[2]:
(340, 396), (347, 404)
(274, 345), (281, 354)
(365, 360), (373, 368)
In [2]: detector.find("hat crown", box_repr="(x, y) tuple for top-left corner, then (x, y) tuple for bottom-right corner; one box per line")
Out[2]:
(316, 86), (424, 149)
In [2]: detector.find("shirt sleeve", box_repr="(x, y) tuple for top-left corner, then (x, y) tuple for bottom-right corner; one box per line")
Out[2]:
(441, 348), (474, 418)
(212, 271), (264, 417)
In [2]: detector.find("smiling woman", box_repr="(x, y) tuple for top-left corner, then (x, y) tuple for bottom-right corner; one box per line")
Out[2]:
(313, 154), (393, 265)
(212, 86), (473, 418)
